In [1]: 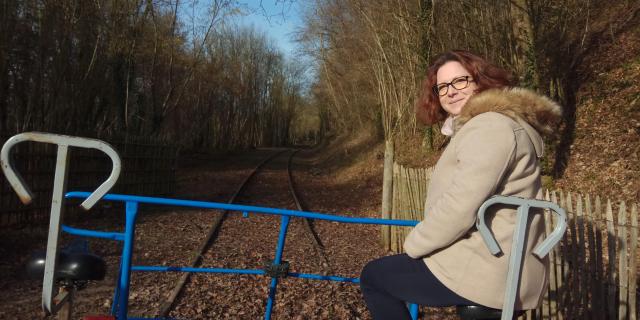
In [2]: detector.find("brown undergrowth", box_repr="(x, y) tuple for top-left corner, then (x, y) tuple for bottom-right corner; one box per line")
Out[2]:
(554, 23), (640, 204)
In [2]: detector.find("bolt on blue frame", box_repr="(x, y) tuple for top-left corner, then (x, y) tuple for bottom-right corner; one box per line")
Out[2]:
(64, 192), (420, 320)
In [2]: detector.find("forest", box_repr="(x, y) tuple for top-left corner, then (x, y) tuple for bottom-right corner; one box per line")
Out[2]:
(1, 0), (306, 150)
(1, 0), (639, 198)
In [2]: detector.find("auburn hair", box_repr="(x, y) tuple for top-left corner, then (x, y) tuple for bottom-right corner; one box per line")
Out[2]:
(415, 50), (514, 124)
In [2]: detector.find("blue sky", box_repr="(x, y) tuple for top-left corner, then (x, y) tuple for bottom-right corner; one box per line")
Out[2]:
(180, 1), (306, 59)
(235, 1), (305, 58)
(180, 1), (312, 86)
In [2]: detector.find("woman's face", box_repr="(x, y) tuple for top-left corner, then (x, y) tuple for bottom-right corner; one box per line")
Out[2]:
(436, 61), (478, 116)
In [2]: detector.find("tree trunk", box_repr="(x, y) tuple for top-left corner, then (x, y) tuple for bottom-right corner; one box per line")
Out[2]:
(510, 0), (539, 89)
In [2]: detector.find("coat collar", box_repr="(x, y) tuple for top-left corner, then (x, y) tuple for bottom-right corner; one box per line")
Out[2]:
(453, 87), (562, 137)
(452, 87), (562, 157)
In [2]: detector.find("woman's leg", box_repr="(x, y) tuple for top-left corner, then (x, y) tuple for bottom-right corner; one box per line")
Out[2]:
(360, 254), (473, 320)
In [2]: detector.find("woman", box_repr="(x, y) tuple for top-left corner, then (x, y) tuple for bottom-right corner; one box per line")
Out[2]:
(360, 50), (562, 319)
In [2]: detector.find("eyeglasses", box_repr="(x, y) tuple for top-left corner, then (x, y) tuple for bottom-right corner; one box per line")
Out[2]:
(432, 76), (474, 96)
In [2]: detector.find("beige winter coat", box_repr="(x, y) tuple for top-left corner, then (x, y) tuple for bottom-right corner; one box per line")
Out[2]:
(403, 87), (562, 310)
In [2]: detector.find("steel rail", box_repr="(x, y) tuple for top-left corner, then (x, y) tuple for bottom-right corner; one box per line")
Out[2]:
(153, 148), (366, 318)
(161, 148), (333, 317)
(285, 149), (331, 272)
(157, 149), (288, 317)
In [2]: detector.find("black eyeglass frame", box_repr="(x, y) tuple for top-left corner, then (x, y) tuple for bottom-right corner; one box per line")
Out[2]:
(432, 76), (475, 96)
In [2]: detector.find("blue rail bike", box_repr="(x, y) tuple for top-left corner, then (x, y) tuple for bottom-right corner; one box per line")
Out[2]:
(1, 132), (567, 320)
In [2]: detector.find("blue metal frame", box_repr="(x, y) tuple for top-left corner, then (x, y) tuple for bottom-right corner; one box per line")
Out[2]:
(63, 192), (420, 320)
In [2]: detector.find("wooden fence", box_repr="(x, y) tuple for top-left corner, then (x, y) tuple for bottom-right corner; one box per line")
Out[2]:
(389, 162), (639, 319)
(0, 135), (177, 228)
(389, 163), (431, 253)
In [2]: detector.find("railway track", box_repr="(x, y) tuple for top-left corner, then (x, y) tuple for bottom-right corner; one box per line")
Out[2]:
(159, 148), (330, 318)
(0, 146), (385, 319)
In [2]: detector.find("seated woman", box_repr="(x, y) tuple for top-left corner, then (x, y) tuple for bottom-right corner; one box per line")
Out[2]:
(360, 50), (562, 319)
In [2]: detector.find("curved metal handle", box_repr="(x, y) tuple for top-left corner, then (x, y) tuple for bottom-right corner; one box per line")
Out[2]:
(1, 132), (121, 210)
(475, 195), (567, 258)
(475, 195), (567, 320)
(1, 132), (121, 314)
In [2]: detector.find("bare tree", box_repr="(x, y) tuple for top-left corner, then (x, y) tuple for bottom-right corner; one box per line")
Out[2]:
(1, 0), (306, 150)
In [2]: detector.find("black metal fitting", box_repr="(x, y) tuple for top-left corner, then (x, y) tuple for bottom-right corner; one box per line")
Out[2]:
(264, 261), (290, 278)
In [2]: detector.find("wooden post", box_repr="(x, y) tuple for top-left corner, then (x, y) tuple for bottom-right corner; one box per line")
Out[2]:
(525, 309), (534, 320)
(586, 194), (602, 320)
(595, 195), (606, 319)
(618, 201), (628, 320)
(381, 139), (394, 250)
(397, 165), (405, 252)
(398, 164), (406, 252)
(391, 162), (399, 252)
(399, 165), (407, 252)
(629, 203), (638, 320)
(566, 192), (578, 313)
(401, 166), (408, 251)
(552, 190), (566, 319)
(543, 190), (556, 319)
(403, 166), (411, 216)
(576, 194), (588, 317)
(551, 190), (564, 319)
(404, 167), (415, 248)
(405, 166), (414, 248)
(606, 199), (617, 320)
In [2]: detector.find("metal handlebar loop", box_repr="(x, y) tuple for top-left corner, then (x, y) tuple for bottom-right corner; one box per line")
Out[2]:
(1, 132), (122, 209)
(0, 132), (121, 315)
(475, 195), (567, 320)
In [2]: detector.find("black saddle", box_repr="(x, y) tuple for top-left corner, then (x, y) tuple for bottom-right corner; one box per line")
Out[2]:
(25, 251), (106, 282)
(457, 305), (525, 320)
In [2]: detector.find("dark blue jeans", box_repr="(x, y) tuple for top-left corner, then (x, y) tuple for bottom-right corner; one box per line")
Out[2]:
(360, 254), (474, 319)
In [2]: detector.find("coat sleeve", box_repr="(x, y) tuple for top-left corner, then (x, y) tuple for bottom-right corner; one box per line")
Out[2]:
(403, 114), (517, 258)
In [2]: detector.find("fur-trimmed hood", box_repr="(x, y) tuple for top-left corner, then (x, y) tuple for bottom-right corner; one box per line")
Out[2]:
(454, 87), (562, 137)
